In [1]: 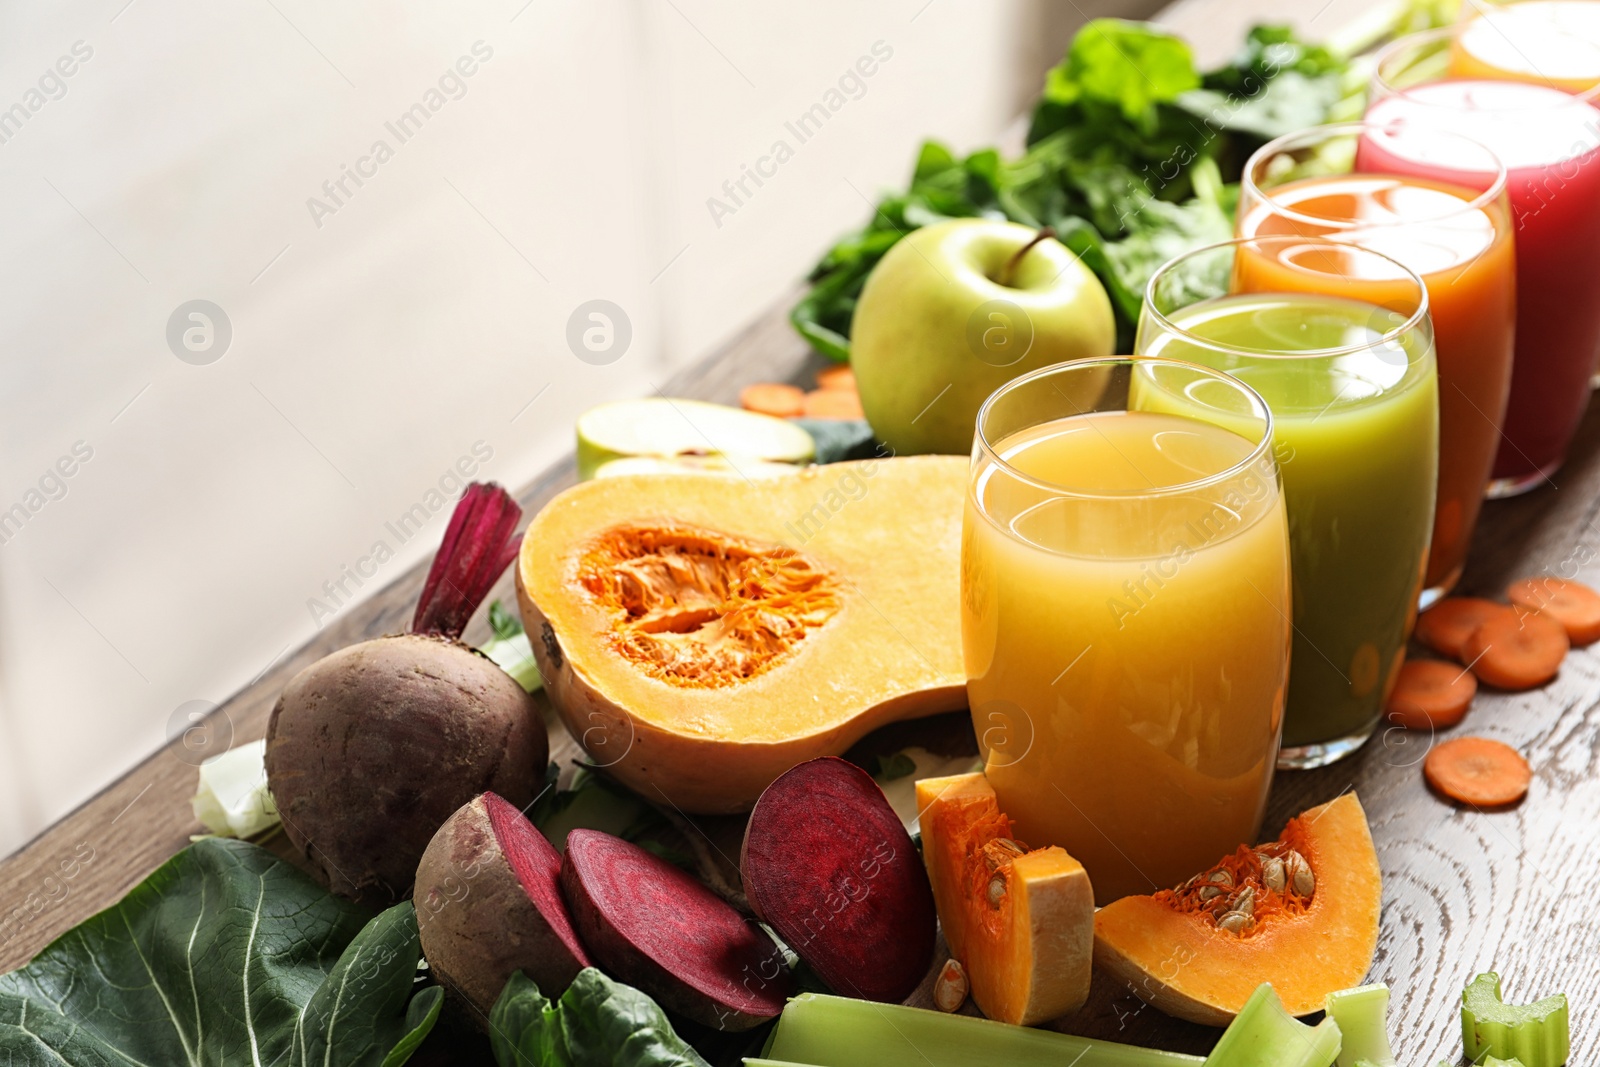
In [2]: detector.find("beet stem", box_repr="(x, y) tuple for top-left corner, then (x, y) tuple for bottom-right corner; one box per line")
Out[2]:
(411, 482), (523, 638)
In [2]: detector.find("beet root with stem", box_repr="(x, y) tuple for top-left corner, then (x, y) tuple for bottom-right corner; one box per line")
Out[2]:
(559, 828), (791, 1031)
(740, 756), (936, 1003)
(265, 483), (546, 904)
(415, 792), (590, 1018)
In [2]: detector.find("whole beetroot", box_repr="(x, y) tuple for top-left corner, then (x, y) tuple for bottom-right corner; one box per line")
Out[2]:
(266, 483), (546, 904)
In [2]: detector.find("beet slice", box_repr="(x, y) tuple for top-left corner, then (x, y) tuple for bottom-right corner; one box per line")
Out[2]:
(415, 792), (591, 1017)
(741, 756), (935, 1003)
(559, 829), (790, 1030)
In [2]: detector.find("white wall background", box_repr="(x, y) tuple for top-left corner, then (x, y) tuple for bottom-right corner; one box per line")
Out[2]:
(0, 0), (1157, 856)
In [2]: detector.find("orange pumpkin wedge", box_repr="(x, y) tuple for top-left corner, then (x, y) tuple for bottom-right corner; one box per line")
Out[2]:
(1093, 792), (1380, 1026)
(916, 773), (1094, 1025)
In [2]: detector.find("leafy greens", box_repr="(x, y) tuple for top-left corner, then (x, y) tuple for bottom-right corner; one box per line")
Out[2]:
(792, 17), (1378, 357)
(490, 968), (712, 1067)
(0, 837), (440, 1066)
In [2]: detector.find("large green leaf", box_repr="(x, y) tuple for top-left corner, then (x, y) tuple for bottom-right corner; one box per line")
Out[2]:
(0, 837), (440, 1066)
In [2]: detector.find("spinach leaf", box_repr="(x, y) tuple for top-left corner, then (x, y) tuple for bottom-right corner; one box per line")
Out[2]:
(490, 969), (711, 1067)
(0, 837), (440, 1066)
(791, 419), (877, 464)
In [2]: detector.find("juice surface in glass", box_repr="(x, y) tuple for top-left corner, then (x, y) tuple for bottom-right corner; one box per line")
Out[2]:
(1363, 79), (1600, 491)
(964, 407), (1289, 904)
(1238, 174), (1514, 599)
(1137, 292), (1438, 755)
(1452, 1), (1600, 93)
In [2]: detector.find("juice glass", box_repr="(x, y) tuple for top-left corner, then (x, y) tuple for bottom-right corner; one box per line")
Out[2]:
(963, 358), (1290, 904)
(1367, 28), (1600, 495)
(1452, 0), (1600, 93)
(1239, 123), (1514, 605)
(1136, 237), (1439, 769)
(1449, 0), (1600, 388)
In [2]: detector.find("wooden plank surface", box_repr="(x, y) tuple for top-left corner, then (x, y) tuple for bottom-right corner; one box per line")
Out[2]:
(6, 1), (1599, 1063)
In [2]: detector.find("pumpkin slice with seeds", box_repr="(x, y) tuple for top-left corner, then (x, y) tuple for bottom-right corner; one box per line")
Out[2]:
(1093, 792), (1381, 1027)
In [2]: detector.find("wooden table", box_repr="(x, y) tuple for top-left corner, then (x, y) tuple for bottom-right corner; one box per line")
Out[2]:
(4, 2), (1597, 1062)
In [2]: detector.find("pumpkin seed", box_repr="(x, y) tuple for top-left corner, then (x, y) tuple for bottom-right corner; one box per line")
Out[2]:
(1217, 911), (1254, 935)
(1261, 856), (1287, 894)
(987, 873), (1007, 907)
(1199, 885), (1223, 902)
(933, 958), (968, 1012)
(1286, 850), (1314, 898)
(1232, 886), (1256, 918)
(982, 838), (1026, 871)
(1208, 869), (1234, 888)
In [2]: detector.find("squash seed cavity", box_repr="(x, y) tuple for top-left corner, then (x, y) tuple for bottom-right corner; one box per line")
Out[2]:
(578, 524), (841, 687)
(1160, 820), (1317, 938)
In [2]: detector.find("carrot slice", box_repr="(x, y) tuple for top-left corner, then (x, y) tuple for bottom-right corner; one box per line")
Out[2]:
(1423, 737), (1531, 807)
(1507, 576), (1600, 645)
(1385, 659), (1476, 730)
(1414, 598), (1518, 661)
(816, 365), (856, 392)
(802, 389), (864, 420)
(740, 382), (805, 418)
(1461, 610), (1569, 690)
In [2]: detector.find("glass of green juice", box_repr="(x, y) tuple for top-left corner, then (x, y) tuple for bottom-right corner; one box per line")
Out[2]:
(1134, 235), (1439, 768)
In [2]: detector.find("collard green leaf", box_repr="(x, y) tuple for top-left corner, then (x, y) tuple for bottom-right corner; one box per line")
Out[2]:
(0, 837), (437, 1067)
(490, 969), (712, 1067)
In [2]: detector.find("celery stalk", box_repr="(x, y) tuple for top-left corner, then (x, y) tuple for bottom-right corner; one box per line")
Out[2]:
(1202, 985), (1341, 1067)
(761, 994), (1203, 1067)
(1462, 973), (1569, 1067)
(1327, 985), (1396, 1067)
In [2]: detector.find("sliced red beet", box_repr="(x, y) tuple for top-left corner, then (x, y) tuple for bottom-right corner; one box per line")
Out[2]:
(740, 756), (935, 1003)
(559, 828), (790, 1030)
(415, 792), (590, 1017)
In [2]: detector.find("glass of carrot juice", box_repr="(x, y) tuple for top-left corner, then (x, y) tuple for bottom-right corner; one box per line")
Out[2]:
(1239, 122), (1513, 607)
(962, 357), (1290, 905)
(1136, 237), (1438, 769)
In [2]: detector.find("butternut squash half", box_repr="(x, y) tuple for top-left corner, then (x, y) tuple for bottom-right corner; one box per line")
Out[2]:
(517, 456), (967, 812)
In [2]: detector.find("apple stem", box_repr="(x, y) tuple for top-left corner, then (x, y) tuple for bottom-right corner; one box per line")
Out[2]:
(999, 227), (1055, 288)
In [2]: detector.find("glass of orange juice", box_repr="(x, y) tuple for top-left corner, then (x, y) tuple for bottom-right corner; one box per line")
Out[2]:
(963, 357), (1291, 904)
(1452, 0), (1600, 93)
(1238, 122), (1513, 606)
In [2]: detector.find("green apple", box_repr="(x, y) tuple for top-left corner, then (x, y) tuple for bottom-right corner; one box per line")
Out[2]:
(850, 219), (1115, 454)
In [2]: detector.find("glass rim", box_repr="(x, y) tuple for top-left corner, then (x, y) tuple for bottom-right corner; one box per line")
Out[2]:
(972, 355), (1277, 501)
(1141, 234), (1432, 362)
(1241, 121), (1510, 231)
(1373, 25), (1600, 106)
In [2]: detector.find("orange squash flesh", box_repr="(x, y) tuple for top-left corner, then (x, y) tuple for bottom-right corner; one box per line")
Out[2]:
(1092, 792), (1381, 1026)
(916, 773), (1094, 1025)
(518, 457), (968, 813)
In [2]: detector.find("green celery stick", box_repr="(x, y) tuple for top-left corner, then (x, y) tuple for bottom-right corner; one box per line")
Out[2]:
(762, 994), (1203, 1067)
(1462, 973), (1569, 1067)
(1202, 984), (1342, 1067)
(1327, 984), (1397, 1067)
